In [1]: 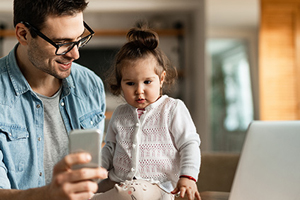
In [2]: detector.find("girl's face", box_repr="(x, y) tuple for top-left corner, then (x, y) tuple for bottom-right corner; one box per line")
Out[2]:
(120, 55), (166, 109)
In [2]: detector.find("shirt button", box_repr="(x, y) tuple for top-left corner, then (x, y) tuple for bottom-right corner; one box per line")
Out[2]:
(90, 121), (93, 125)
(136, 123), (139, 127)
(39, 172), (42, 176)
(36, 104), (41, 108)
(38, 137), (41, 141)
(131, 168), (135, 172)
(61, 102), (65, 106)
(132, 144), (136, 148)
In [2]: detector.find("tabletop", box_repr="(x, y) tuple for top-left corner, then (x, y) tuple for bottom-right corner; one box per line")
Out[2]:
(175, 191), (230, 200)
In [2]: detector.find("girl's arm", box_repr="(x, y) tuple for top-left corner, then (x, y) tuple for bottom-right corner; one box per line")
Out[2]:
(169, 100), (201, 199)
(170, 100), (201, 179)
(101, 141), (116, 170)
(101, 107), (119, 170)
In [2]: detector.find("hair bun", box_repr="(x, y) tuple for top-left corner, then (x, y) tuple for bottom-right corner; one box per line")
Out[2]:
(126, 27), (159, 50)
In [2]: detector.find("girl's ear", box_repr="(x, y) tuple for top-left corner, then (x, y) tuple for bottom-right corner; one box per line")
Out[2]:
(160, 70), (166, 87)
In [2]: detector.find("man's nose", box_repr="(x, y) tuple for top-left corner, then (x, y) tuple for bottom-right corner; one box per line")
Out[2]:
(64, 45), (80, 60)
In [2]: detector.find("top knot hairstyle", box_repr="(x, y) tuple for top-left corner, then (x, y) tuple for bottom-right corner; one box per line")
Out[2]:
(126, 27), (159, 52)
(107, 25), (178, 96)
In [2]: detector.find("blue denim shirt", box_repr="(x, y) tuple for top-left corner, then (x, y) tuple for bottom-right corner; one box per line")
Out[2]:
(0, 45), (106, 189)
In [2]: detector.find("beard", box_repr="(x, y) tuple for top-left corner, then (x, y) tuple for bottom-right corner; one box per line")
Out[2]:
(27, 40), (72, 80)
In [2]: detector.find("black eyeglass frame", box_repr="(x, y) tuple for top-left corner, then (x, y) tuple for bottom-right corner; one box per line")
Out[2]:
(21, 21), (95, 55)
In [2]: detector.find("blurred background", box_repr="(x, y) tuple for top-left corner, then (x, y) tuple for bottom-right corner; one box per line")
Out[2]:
(2, 0), (295, 154)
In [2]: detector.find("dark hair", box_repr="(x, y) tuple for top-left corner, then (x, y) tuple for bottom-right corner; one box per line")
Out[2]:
(107, 26), (178, 96)
(13, 0), (88, 37)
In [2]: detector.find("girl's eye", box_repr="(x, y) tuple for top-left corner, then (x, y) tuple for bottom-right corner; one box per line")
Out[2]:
(144, 80), (151, 84)
(126, 82), (134, 86)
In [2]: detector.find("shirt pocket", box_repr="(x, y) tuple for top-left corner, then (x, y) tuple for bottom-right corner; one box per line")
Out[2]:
(0, 124), (30, 173)
(0, 124), (29, 141)
(79, 109), (105, 129)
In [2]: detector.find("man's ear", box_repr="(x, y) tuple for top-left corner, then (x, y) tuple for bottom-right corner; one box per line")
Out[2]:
(15, 23), (30, 45)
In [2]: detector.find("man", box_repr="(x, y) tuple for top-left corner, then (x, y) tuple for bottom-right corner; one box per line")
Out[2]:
(0, 0), (107, 199)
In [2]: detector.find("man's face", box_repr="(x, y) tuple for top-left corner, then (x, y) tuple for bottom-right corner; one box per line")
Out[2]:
(27, 13), (85, 79)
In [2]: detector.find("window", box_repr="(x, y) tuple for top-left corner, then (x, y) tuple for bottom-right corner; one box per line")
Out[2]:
(208, 39), (254, 152)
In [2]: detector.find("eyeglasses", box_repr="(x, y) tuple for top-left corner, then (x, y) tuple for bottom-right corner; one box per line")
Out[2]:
(22, 21), (94, 55)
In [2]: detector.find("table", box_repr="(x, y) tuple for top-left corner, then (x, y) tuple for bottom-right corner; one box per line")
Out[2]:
(175, 191), (229, 200)
(200, 191), (229, 200)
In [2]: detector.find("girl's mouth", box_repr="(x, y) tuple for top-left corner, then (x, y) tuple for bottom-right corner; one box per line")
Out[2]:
(136, 98), (145, 104)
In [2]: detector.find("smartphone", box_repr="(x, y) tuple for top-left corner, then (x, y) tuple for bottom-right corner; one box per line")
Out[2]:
(69, 129), (102, 170)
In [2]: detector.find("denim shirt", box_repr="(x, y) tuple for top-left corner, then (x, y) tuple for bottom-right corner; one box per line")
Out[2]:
(0, 45), (106, 189)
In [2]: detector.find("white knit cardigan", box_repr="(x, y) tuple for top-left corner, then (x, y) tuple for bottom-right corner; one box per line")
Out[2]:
(101, 95), (201, 192)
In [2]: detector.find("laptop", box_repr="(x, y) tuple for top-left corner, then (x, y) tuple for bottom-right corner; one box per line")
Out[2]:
(229, 120), (300, 200)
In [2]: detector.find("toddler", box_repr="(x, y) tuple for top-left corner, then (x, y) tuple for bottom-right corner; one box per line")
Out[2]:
(92, 25), (201, 200)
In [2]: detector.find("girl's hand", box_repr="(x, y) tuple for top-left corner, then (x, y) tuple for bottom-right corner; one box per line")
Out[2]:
(171, 177), (201, 200)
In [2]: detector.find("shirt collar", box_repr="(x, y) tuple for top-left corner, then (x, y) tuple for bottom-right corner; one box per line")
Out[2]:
(61, 74), (75, 98)
(7, 44), (31, 96)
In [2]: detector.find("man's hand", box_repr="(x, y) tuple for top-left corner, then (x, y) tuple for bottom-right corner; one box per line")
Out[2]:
(0, 153), (108, 200)
(45, 152), (108, 200)
(171, 177), (201, 200)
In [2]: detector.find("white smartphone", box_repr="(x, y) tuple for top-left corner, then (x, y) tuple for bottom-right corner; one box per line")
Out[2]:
(69, 129), (102, 170)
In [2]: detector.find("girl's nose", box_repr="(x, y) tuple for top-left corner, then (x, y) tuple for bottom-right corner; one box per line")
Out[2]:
(135, 84), (144, 94)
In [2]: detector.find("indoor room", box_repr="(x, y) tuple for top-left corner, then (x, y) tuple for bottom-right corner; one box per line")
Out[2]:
(1, 0), (299, 200)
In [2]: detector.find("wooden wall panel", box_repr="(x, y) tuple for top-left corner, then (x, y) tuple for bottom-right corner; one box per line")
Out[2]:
(259, 1), (300, 120)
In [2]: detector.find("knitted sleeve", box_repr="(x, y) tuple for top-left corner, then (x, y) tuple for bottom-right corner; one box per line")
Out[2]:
(101, 106), (121, 170)
(101, 141), (115, 170)
(169, 100), (201, 180)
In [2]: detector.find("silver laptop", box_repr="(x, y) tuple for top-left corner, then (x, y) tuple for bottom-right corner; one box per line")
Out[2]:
(229, 120), (300, 200)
